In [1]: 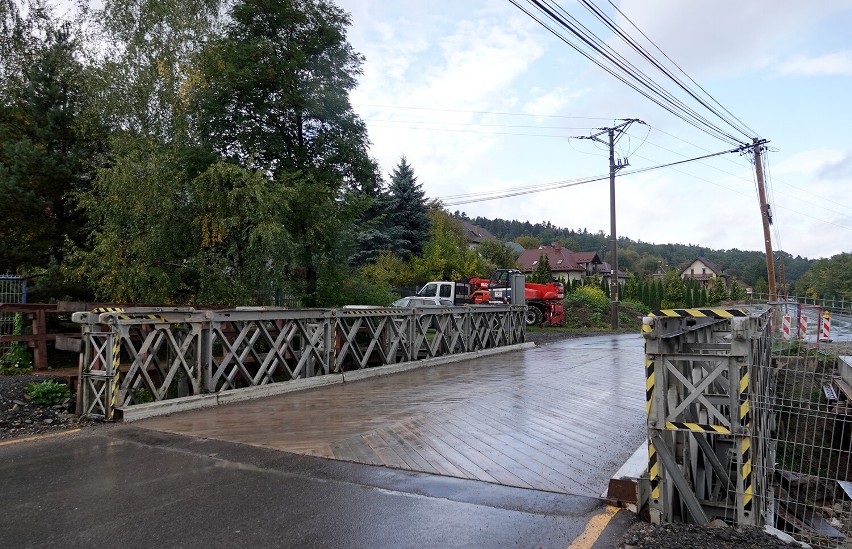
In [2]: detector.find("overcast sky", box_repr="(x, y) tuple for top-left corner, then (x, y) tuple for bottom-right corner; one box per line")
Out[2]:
(336, 0), (852, 260)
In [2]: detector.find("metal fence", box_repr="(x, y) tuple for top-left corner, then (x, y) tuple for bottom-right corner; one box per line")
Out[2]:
(763, 299), (852, 548)
(72, 305), (526, 420)
(0, 275), (27, 356)
(643, 302), (852, 548)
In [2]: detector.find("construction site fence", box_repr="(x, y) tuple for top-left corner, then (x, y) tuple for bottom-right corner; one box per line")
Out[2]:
(643, 303), (852, 548)
(0, 275), (27, 356)
(71, 305), (526, 421)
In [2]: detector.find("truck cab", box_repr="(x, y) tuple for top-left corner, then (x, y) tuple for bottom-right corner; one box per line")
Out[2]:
(416, 281), (490, 305)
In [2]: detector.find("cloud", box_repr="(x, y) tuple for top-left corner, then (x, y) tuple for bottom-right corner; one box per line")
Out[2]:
(778, 51), (852, 76)
(522, 86), (589, 117)
(818, 151), (852, 179)
(613, 0), (852, 77)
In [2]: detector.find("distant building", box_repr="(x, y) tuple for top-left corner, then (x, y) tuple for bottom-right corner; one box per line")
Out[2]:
(516, 242), (617, 284)
(680, 257), (728, 287)
(461, 221), (498, 249)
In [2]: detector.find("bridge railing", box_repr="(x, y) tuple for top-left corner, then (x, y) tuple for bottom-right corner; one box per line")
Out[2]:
(72, 305), (525, 420)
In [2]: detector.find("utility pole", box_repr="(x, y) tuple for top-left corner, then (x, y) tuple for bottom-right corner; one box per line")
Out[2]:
(580, 119), (644, 329)
(752, 138), (777, 302)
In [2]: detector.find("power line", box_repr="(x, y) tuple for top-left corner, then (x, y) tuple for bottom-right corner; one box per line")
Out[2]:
(508, 0), (754, 146)
(441, 145), (742, 205)
(604, 0), (758, 138)
(353, 102), (612, 120)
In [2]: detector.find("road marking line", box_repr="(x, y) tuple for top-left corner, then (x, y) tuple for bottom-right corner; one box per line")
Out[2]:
(0, 428), (81, 447)
(567, 505), (619, 549)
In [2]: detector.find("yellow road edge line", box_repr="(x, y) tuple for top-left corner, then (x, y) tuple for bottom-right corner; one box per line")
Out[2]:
(0, 428), (82, 447)
(567, 505), (620, 549)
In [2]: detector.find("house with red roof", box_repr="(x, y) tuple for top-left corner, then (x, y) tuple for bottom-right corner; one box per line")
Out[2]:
(517, 242), (604, 284)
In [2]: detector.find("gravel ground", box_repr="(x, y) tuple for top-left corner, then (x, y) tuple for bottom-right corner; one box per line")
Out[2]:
(618, 521), (803, 548)
(0, 374), (99, 440)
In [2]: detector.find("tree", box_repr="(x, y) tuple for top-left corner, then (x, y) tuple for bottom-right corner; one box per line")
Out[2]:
(385, 156), (430, 259)
(661, 271), (686, 309)
(194, 0), (378, 189)
(708, 277), (729, 305)
(729, 280), (748, 301)
(411, 208), (487, 283)
(529, 254), (552, 283)
(514, 235), (540, 249)
(93, 0), (223, 141)
(188, 0), (380, 304)
(794, 253), (852, 300)
(477, 240), (519, 270)
(0, 7), (98, 281)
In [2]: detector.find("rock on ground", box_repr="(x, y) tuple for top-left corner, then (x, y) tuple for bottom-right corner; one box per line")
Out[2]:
(0, 374), (99, 440)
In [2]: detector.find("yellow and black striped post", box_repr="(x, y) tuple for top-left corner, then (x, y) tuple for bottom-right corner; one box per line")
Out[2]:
(648, 440), (660, 504)
(94, 307), (125, 421)
(738, 360), (754, 521)
(106, 328), (121, 421)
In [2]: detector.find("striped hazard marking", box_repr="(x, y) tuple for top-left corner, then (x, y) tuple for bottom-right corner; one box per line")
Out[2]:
(648, 441), (660, 502)
(664, 421), (731, 435)
(650, 308), (748, 319)
(110, 330), (121, 420)
(645, 358), (654, 418)
(739, 361), (753, 513)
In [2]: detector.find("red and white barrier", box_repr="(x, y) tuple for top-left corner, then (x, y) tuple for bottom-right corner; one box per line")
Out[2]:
(798, 314), (808, 340)
(782, 314), (792, 340)
(820, 310), (831, 342)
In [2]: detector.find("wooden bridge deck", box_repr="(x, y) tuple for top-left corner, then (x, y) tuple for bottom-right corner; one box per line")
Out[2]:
(137, 334), (646, 497)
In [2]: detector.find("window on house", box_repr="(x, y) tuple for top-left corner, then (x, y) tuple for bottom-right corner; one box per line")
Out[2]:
(557, 259), (564, 264)
(532, 260), (538, 266)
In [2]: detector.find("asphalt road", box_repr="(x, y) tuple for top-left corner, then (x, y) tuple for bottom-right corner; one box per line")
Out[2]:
(0, 426), (634, 548)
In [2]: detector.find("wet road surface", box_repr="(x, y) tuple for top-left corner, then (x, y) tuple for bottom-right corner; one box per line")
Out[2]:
(138, 334), (647, 498)
(0, 425), (635, 548)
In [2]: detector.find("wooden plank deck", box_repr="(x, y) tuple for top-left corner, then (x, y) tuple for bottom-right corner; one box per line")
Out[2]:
(137, 334), (646, 497)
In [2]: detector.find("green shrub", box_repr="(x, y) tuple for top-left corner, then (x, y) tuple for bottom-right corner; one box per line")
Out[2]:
(25, 380), (71, 406)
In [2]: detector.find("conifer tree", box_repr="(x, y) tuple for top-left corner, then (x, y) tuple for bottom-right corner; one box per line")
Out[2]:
(530, 253), (553, 283)
(386, 156), (430, 259)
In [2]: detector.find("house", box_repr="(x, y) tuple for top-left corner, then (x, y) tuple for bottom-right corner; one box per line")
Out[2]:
(460, 221), (499, 249)
(680, 257), (728, 287)
(516, 242), (605, 284)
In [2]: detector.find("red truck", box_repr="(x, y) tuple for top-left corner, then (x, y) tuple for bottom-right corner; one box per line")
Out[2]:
(417, 269), (565, 327)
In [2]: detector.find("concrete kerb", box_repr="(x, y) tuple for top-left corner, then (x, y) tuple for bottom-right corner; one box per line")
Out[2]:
(341, 342), (535, 383)
(118, 342), (534, 422)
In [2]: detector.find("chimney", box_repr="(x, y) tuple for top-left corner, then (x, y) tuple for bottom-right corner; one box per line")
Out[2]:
(554, 241), (561, 251)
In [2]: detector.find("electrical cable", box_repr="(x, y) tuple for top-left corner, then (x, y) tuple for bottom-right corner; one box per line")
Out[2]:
(511, 0), (748, 146)
(507, 0), (744, 146)
(441, 145), (742, 205)
(605, 0), (758, 138)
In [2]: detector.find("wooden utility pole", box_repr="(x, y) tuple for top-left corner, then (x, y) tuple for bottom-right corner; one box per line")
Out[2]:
(752, 138), (777, 302)
(580, 119), (644, 329)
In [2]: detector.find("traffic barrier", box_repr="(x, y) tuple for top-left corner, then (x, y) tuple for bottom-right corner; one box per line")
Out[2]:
(782, 314), (792, 340)
(820, 310), (831, 341)
(798, 314), (807, 340)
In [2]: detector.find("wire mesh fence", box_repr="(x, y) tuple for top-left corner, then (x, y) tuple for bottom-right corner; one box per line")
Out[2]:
(0, 275), (26, 356)
(760, 300), (852, 548)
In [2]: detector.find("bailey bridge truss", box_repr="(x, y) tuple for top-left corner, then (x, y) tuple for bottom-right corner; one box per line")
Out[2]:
(72, 305), (525, 420)
(642, 307), (775, 528)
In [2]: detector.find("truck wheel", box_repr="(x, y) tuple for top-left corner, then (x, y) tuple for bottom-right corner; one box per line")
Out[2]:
(525, 306), (544, 326)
